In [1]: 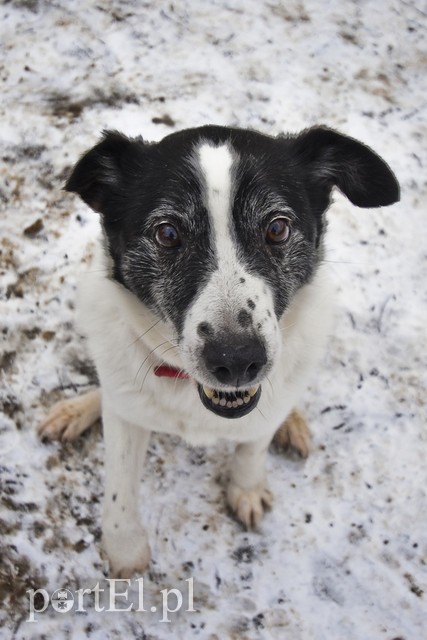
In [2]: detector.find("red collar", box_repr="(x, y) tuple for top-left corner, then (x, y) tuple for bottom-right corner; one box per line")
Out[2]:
(153, 364), (190, 379)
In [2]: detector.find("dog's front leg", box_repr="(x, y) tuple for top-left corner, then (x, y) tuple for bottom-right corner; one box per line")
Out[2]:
(227, 435), (274, 529)
(101, 402), (151, 578)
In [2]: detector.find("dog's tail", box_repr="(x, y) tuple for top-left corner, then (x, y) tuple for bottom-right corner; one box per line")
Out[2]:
(37, 389), (101, 441)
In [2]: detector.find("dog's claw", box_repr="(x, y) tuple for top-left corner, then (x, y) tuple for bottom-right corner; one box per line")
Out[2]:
(227, 482), (273, 529)
(273, 409), (311, 458)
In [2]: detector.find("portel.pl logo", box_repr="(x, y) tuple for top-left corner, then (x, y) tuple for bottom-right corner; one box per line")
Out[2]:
(26, 578), (196, 623)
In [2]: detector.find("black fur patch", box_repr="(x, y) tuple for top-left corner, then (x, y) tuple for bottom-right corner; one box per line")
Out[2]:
(198, 322), (213, 337)
(238, 309), (252, 328)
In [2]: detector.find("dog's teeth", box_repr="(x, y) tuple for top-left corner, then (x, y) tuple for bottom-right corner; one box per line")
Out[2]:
(203, 384), (258, 410)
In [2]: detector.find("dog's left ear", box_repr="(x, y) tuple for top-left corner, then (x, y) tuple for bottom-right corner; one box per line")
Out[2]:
(289, 127), (400, 208)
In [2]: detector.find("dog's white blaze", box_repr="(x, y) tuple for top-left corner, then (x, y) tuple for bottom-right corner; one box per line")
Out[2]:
(198, 143), (235, 264)
(179, 140), (282, 385)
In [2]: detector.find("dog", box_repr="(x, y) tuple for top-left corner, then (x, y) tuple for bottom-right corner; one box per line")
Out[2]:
(38, 124), (399, 578)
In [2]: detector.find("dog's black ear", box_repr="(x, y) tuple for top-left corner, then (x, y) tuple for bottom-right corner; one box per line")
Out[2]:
(65, 130), (141, 213)
(289, 127), (400, 208)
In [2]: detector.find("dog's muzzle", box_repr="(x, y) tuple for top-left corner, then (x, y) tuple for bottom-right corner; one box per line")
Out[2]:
(197, 383), (261, 419)
(196, 336), (265, 417)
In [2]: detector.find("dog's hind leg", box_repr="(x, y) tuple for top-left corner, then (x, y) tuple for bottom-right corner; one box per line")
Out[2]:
(272, 409), (311, 459)
(37, 389), (101, 441)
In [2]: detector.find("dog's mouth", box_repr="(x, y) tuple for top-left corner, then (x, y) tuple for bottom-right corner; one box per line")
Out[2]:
(197, 383), (261, 419)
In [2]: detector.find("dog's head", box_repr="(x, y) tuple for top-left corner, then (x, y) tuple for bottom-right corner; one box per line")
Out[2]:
(65, 125), (399, 418)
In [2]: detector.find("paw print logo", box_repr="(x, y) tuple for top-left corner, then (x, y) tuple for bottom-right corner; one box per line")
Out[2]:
(51, 588), (74, 613)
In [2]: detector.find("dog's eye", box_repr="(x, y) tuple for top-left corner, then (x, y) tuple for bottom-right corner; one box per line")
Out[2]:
(265, 217), (290, 244)
(155, 223), (181, 249)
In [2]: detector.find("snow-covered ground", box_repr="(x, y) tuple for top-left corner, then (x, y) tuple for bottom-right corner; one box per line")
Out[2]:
(1, 1), (426, 638)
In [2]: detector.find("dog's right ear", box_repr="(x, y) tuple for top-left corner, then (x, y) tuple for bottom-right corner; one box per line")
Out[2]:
(65, 130), (142, 214)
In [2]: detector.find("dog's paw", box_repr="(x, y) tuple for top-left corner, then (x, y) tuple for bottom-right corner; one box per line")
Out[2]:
(227, 481), (273, 529)
(102, 531), (151, 579)
(37, 390), (101, 442)
(273, 409), (311, 458)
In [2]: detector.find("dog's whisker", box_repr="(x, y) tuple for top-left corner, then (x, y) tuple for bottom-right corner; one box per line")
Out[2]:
(139, 344), (180, 393)
(127, 318), (163, 349)
(265, 374), (274, 394)
(280, 321), (297, 334)
(256, 405), (268, 421)
(134, 340), (174, 386)
(172, 366), (187, 394)
(139, 360), (157, 394)
(159, 344), (180, 359)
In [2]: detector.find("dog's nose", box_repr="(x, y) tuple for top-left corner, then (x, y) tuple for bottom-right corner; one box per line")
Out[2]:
(203, 338), (267, 387)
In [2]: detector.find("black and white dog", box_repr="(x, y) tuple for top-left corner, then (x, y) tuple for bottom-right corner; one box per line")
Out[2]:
(39, 125), (399, 577)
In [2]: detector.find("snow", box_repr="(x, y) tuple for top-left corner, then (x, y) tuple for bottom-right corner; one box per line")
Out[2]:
(0, 0), (426, 638)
